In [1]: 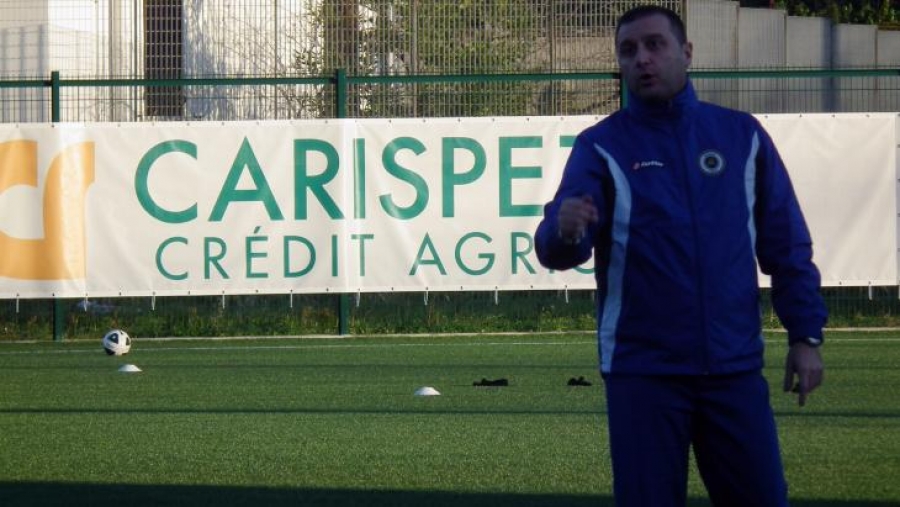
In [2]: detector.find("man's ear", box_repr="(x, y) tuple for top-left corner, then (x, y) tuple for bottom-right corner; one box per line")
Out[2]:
(683, 41), (693, 69)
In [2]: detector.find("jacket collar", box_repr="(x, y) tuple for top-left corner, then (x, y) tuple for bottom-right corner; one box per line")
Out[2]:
(625, 79), (698, 121)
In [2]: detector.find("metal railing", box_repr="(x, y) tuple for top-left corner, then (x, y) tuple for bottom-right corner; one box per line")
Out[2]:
(3, 68), (900, 125)
(2, 68), (900, 341)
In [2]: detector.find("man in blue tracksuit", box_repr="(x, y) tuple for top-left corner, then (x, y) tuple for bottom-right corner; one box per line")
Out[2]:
(534, 6), (827, 507)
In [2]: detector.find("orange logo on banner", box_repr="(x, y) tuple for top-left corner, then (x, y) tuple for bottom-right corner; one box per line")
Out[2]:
(0, 140), (95, 280)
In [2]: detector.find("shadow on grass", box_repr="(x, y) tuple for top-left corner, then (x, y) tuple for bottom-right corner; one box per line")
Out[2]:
(1, 482), (896, 507)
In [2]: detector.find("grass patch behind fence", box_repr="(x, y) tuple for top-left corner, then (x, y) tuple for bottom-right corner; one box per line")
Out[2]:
(4, 286), (900, 342)
(1, 331), (899, 507)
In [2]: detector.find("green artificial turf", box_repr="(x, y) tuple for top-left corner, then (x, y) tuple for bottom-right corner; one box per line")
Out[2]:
(1, 332), (898, 506)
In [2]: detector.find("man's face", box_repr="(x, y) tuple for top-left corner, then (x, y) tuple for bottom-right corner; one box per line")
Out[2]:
(616, 13), (692, 103)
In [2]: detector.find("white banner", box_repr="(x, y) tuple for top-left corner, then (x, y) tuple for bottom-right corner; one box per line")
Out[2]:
(0, 114), (896, 298)
(757, 113), (898, 287)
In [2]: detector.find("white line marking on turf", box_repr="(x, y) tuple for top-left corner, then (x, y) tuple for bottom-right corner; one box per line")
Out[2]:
(3, 333), (900, 356)
(0, 340), (595, 355)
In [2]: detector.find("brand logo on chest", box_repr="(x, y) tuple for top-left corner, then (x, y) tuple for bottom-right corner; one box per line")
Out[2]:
(632, 160), (665, 171)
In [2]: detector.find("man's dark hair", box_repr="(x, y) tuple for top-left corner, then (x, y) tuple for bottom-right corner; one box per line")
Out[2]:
(616, 5), (687, 44)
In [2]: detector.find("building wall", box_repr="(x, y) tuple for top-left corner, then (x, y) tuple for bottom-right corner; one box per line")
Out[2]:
(0, 0), (143, 122)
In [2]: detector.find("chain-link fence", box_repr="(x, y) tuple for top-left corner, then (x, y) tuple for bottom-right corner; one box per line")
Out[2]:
(2, 0), (681, 123)
(3, 285), (900, 341)
(1, 1), (676, 77)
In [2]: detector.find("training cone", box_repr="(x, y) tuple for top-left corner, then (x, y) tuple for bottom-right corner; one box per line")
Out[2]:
(118, 364), (142, 373)
(414, 386), (440, 396)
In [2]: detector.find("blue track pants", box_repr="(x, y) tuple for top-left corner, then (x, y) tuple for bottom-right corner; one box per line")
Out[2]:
(603, 371), (789, 507)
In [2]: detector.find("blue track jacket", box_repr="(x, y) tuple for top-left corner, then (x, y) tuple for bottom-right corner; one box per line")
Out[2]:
(535, 80), (827, 375)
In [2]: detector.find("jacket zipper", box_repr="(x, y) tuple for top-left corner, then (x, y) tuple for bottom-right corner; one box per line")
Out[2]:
(673, 120), (711, 374)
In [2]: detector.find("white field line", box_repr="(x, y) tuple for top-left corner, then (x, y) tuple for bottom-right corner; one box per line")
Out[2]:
(0, 339), (595, 355)
(2, 330), (900, 356)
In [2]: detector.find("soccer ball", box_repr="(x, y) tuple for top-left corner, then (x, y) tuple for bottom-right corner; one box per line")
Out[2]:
(102, 329), (132, 356)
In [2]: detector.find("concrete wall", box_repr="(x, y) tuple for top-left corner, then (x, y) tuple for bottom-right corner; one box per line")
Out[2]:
(877, 30), (900, 112)
(687, 0), (739, 109)
(831, 24), (876, 112)
(784, 16), (832, 112)
(686, 0), (900, 113)
(737, 7), (785, 112)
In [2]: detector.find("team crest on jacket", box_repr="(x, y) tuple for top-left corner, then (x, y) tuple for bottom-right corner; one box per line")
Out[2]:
(698, 150), (726, 176)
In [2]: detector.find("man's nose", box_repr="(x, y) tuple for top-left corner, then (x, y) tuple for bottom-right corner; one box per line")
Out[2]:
(635, 45), (651, 65)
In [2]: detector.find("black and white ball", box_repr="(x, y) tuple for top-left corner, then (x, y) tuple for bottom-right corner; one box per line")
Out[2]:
(102, 329), (132, 356)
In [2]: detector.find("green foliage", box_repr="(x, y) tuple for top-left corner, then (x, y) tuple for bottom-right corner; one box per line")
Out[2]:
(775, 0), (900, 26)
(292, 0), (541, 117)
(399, 0), (538, 75)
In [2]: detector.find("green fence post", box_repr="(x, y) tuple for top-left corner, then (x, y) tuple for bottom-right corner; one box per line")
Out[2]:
(50, 71), (66, 342)
(53, 299), (66, 342)
(50, 70), (60, 122)
(334, 68), (347, 118)
(334, 68), (350, 336)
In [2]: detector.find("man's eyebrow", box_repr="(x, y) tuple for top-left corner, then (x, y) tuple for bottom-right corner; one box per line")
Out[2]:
(618, 31), (665, 43)
(618, 36), (662, 52)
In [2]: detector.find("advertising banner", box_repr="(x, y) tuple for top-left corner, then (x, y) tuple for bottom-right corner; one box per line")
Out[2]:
(0, 114), (896, 298)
